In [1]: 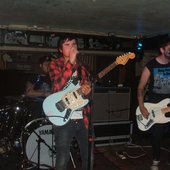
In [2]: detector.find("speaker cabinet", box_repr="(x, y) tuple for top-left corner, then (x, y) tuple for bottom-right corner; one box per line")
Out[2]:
(92, 87), (131, 122)
(93, 121), (133, 146)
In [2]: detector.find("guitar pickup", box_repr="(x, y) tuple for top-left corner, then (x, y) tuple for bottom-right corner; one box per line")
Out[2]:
(145, 119), (154, 129)
(65, 97), (70, 105)
(151, 110), (155, 117)
(73, 92), (77, 99)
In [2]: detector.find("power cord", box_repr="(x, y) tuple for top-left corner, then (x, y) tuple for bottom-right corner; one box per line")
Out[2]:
(115, 142), (170, 160)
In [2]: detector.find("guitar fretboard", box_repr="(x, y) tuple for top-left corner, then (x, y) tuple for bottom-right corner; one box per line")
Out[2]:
(97, 62), (117, 79)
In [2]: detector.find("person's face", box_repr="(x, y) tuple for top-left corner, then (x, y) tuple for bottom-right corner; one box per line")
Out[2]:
(59, 39), (78, 58)
(161, 44), (170, 59)
(40, 61), (50, 74)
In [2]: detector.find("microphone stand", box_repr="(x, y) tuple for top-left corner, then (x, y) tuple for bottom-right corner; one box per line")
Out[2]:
(32, 130), (56, 169)
(88, 75), (96, 170)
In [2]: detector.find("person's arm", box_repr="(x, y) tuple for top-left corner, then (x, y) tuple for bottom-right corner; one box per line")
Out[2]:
(25, 81), (50, 97)
(137, 66), (150, 118)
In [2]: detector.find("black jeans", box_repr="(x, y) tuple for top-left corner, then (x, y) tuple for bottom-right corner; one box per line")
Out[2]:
(53, 119), (89, 170)
(149, 123), (170, 161)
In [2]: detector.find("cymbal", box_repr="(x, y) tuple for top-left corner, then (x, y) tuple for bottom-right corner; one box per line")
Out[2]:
(24, 96), (45, 102)
(3, 95), (23, 101)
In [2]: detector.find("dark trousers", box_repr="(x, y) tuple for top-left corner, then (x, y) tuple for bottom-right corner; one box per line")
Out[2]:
(53, 119), (89, 170)
(149, 123), (170, 161)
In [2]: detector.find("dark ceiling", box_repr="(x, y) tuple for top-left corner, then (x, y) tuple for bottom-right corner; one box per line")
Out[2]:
(0, 0), (170, 38)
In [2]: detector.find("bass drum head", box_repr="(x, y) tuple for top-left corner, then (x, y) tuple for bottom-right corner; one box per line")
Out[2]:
(23, 118), (55, 169)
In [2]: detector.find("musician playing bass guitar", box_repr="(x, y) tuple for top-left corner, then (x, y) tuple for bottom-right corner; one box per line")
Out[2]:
(137, 38), (170, 170)
(48, 34), (91, 170)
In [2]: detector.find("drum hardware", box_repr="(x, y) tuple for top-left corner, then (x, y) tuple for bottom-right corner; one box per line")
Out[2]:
(20, 159), (37, 170)
(0, 105), (11, 112)
(0, 137), (12, 155)
(31, 129), (56, 170)
(20, 118), (56, 169)
(20, 118), (77, 169)
(0, 104), (21, 153)
(0, 105), (11, 131)
(0, 96), (35, 154)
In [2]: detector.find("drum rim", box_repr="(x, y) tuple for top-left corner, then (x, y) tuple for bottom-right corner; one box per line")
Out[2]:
(24, 118), (49, 129)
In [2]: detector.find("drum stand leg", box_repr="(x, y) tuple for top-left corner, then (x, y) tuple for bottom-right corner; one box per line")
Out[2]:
(37, 138), (77, 169)
(37, 138), (40, 170)
(70, 151), (76, 169)
(33, 130), (56, 169)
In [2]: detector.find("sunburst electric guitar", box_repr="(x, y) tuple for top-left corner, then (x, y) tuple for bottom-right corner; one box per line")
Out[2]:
(43, 52), (135, 126)
(136, 98), (170, 131)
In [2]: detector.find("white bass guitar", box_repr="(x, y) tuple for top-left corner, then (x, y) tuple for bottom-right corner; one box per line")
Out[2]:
(136, 98), (170, 131)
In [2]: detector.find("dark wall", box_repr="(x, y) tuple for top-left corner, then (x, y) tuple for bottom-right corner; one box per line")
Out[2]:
(0, 70), (32, 96)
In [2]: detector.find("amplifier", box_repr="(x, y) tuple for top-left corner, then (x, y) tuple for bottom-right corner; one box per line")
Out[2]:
(93, 121), (133, 146)
(92, 87), (131, 122)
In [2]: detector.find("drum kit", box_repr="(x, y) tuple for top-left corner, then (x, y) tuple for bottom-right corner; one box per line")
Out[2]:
(0, 95), (56, 169)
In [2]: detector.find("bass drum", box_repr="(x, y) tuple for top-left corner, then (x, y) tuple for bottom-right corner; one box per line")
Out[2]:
(21, 118), (56, 169)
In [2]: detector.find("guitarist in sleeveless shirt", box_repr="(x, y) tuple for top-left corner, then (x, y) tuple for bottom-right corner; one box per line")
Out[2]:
(137, 38), (170, 170)
(48, 34), (91, 170)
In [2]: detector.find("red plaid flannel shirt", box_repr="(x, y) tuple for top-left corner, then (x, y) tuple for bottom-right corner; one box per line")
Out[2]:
(49, 57), (91, 129)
